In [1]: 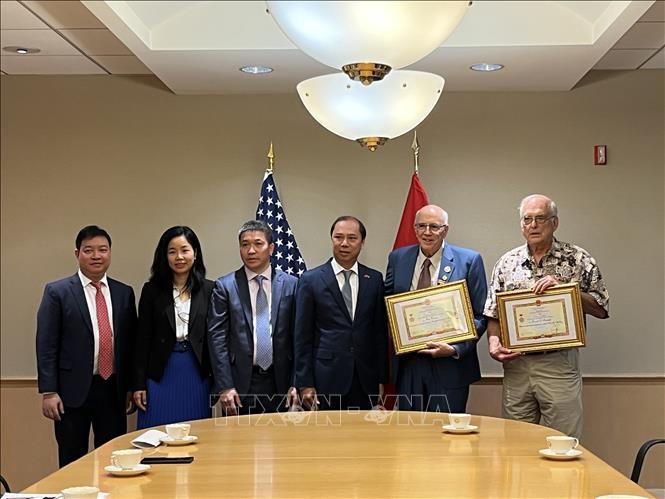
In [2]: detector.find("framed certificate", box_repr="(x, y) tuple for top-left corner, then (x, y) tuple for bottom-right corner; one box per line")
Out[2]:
(496, 283), (586, 353)
(385, 280), (478, 355)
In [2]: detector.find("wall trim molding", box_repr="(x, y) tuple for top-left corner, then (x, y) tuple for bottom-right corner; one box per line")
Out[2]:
(475, 376), (665, 385)
(3, 376), (664, 387)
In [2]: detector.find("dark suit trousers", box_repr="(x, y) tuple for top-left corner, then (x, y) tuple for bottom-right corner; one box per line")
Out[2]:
(396, 355), (470, 413)
(238, 366), (283, 415)
(54, 375), (126, 467)
(318, 368), (377, 411)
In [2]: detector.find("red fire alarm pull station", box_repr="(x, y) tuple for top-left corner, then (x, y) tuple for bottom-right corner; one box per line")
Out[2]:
(594, 145), (607, 166)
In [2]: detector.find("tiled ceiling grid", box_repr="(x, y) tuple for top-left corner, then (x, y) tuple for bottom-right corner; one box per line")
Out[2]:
(0, 0), (152, 75)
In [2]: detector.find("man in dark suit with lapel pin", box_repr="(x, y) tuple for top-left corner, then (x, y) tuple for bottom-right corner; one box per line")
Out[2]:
(208, 220), (298, 415)
(36, 225), (137, 467)
(294, 216), (388, 410)
(385, 205), (488, 413)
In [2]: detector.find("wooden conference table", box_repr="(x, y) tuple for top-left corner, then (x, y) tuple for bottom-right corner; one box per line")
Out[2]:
(24, 411), (651, 498)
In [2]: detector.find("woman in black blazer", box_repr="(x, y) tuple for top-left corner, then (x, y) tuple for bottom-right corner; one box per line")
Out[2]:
(132, 226), (214, 429)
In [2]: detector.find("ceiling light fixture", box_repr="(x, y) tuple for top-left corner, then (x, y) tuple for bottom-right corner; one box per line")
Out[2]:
(239, 65), (274, 74)
(470, 63), (504, 72)
(267, 1), (468, 85)
(3, 46), (41, 55)
(297, 70), (444, 151)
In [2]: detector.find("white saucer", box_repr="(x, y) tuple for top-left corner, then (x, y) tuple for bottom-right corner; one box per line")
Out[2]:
(539, 448), (583, 460)
(104, 463), (151, 476)
(442, 424), (478, 434)
(160, 435), (198, 446)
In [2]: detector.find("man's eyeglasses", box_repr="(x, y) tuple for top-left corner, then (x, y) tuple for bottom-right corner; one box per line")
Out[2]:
(414, 223), (447, 233)
(521, 215), (555, 226)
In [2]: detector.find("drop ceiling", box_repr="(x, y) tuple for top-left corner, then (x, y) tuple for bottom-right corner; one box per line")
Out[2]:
(1, 1), (663, 93)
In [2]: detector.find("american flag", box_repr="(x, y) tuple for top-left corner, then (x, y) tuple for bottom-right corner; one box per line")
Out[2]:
(256, 171), (307, 276)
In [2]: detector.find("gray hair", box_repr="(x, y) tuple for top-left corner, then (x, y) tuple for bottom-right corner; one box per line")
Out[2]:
(415, 204), (449, 225)
(518, 195), (558, 218)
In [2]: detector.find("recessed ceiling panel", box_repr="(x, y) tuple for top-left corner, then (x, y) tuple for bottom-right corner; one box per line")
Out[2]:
(593, 48), (656, 69)
(639, 1), (665, 22)
(0, 1), (49, 30)
(0, 29), (80, 56)
(641, 47), (665, 68)
(23, 0), (106, 29)
(59, 29), (132, 56)
(613, 21), (665, 49)
(92, 55), (152, 74)
(1, 54), (106, 74)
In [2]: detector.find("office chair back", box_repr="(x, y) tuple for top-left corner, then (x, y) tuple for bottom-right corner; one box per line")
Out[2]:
(631, 438), (665, 483)
(0, 473), (10, 493)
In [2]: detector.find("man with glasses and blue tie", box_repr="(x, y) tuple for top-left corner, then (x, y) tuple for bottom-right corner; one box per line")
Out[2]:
(385, 205), (488, 413)
(484, 194), (609, 439)
(207, 220), (298, 415)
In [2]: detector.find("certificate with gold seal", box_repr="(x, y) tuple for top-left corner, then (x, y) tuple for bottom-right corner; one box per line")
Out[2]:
(385, 280), (478, 355)
(496, 282), (586, 353)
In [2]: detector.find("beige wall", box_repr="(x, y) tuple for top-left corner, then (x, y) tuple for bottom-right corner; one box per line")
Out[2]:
(0, 69), (664, 491)
(2, 378), (663, 492)
(1, 70), (663, 378)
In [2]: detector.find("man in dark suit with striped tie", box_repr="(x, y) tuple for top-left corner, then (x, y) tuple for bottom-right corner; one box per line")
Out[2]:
(36, 225), (137, 467)
(294, 216), (388, 410)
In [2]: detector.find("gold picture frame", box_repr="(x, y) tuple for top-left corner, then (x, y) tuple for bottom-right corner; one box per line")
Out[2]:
(385, 279), (478, 355)
(496, 282), (586, 353)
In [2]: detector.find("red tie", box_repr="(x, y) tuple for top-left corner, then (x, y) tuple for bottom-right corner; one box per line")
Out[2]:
(92, 281), (114, 379)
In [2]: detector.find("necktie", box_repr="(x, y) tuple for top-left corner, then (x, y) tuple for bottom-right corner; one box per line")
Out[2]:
(254, 275), (272, 370)
(417, 258), (432, 289)
(92, 282), (114, 379)
(341, 270), (354, 319)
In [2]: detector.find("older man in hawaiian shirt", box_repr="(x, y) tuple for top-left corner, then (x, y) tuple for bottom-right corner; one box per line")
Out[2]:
(484, 194), (609, 439)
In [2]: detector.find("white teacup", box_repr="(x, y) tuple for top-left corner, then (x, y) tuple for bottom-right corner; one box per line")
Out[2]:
(60, 486), (100, 499)
(448, 413), (472, 429)
(165, 423), (191, 440)
(111, 448), (143, 469)
(547, 435), (579, 454)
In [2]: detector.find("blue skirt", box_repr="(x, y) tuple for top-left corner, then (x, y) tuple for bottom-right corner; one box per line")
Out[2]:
(137, 341), (212, 429)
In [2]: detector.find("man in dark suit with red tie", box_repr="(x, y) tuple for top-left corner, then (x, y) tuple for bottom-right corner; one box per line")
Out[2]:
(294, 216), (388, 410)
(36, 225), (137, 467)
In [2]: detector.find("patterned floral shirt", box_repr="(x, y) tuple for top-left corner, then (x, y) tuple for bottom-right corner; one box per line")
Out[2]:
(484, 238), (610, 318)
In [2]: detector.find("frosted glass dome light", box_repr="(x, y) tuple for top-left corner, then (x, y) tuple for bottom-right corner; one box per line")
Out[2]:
(267, 1), (468, 85)
(297, 70), (445, 151)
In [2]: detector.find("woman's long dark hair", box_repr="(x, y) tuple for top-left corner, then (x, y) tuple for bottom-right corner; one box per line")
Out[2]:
(149, 226), (206, 294)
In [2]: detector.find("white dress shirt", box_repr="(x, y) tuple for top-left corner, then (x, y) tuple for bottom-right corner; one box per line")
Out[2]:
(173, 289), (191, 341)
(78, 270), (114, 375)
(245, 266), (273, 364)
(331, 259), (359, 319)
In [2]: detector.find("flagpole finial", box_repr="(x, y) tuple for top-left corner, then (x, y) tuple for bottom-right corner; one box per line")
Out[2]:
(267, 141), (275, 173)
(411, 131), (420, 174)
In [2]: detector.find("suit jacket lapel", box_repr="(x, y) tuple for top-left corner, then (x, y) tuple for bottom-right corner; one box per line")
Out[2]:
(355, 264), (371, 320)
(161, 289), (176, 334)
(320, 261), (352, 323)
(438, 244), (456, 283)
(235, 268), (254, 338)
(271, 271), (283, 332)
(188, 286), (203, 331)
(70, 274), (94, 333)
(397, 246), (419, 292)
